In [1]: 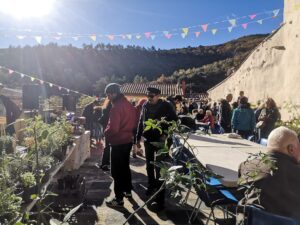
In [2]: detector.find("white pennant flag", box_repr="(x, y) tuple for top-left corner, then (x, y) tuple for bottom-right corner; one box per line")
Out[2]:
(181, 33), (187, 38)
(228, 19), (236, 27)
(273, 9), (280, 17)
(17, 35), (26, 40)
(34, 36), (42, 44)
(257, 20), (263, 25)
(150, 35), (156, 40)
(228, 27), (233, 33)
(72, 36), (79, 41)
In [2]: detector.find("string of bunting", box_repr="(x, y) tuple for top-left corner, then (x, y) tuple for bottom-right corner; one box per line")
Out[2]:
(0, 65), (90, 97)
(0, 8), (284, 44)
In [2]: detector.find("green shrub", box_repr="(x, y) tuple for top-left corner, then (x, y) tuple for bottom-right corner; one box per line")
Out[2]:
(20, 172), (36, 188)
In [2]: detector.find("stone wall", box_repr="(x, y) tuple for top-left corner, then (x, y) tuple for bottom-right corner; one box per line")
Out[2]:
(207, 0), (300, 120)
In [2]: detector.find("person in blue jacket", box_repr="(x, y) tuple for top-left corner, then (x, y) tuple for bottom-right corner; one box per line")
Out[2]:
(231, 96), (255, 139)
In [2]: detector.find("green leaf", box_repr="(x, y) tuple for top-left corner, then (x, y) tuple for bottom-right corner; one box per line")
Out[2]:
(156, 148), (169, 156)
(63, 203), (83, 222)
(14, 222), (25, 225)
(50, 219), (63, 225)
(168, 165), (183, 172)
(144, 126), (152, 132)
(41, 129), (49, 139)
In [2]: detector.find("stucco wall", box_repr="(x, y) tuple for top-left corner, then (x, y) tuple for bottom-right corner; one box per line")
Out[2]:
(208, 0), (300, 120)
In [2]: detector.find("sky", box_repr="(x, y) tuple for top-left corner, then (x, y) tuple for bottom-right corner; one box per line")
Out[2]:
(0, 0), (284, 49)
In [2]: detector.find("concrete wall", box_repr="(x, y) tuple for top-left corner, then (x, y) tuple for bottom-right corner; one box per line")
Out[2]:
(208, 0), (300, 120)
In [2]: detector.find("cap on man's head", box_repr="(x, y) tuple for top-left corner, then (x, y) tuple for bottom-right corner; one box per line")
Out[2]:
(105, 83), (121, 94)
(147, 87), (161, 95)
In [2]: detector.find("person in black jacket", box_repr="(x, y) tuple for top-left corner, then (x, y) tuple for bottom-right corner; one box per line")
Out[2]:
(218, 94), (233, 133)
(136, 87), (177, 210)
(98, 99), (112, 171)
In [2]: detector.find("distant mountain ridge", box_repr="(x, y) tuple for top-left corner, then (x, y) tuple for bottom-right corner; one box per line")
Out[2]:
(0, 34), (267, 95)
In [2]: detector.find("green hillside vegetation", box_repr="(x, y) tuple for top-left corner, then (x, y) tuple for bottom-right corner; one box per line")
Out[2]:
(0, 34), (267, 95)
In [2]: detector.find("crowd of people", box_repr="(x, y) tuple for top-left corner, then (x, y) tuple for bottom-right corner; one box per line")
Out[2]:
(80, 85), (300, 220)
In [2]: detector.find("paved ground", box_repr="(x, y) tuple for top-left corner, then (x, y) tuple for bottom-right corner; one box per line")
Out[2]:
(52, 143), (235, 225)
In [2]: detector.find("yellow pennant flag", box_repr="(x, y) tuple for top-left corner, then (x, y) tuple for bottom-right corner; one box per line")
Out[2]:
(182, 27), (189, 34)
(211, 29), (218, 35)
(295, 4), (300, 10)
(31, 77), (35, 82)
(90, 35), (97, 41)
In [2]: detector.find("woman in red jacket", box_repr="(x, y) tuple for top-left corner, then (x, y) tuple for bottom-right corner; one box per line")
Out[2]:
(200, 109), (215, 129)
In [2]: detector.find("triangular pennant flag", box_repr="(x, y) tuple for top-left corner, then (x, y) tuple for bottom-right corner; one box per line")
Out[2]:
(57, 32), (63, 36)
(229, 19), (236, 27)
(66, 89), (70, 93)
(242, 23), (248, 29)
(49, 83), (53, 87)
(107, 35), (114, 41)
(17, 35), (26, 40)
(211, 29), (218, 35)
(257, 20), (263, 25)
(8, 69), (14, 74)
(90, 35), (97, 41)
(228, 26), (233, 32)
(273, 9), (280, 18)
(182, 27), (189, 34)
(136, 35), (142, 39)
(194, 31), (201, 37)
(121, 34), (126, 39)
(181, 33), (187, 38)
(54, 36), (61, 40)
(163, 31), (169, 35)
(126, 34), (132, 40)
(249, 14), (257, 20)
(72, 36), (79, 41)
(150, 35), (156, 40)
(40, 80), (44, 85)
(165, 33), (172, 39)
(34, 36), (42, 44)
(31, 77), (35, 82)
(58, 86), (62, 91)
(144, 32), (151, 38)
(295, 4), (300, 10)
(201, 24), (208, 32)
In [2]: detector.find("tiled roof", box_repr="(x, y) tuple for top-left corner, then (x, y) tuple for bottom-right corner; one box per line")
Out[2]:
(121, 83), (183, 96)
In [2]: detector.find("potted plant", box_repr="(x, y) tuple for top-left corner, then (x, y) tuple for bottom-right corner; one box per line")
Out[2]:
(20, 172), (37, 203)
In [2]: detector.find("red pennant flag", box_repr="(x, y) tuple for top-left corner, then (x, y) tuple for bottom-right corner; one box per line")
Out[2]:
(194, 31), (201, 37)
(144, 32), (151, 39)
(249, 14), (257, 20)
(242, 23), (248, 29)
(201, 24), (208, 32)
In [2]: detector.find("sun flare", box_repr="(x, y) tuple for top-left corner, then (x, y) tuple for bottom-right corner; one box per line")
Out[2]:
(0, 0), (56, 19)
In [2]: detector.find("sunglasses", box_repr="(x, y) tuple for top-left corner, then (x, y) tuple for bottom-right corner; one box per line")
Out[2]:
(147, 93), (156, 98)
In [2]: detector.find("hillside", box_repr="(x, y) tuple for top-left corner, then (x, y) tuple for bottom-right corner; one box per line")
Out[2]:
(0, 34), (267, 95)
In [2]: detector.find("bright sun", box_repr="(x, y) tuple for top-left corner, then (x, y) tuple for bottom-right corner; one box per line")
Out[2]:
(0, 0), (56, 19)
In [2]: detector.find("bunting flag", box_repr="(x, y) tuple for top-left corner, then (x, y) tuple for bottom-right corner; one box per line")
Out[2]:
(34, 36), (42, 44)
(295, 4), (300, 10)
(0, 7), (284, 43)
(126, 34), (132, 40)
(17, 35), (26, 40)
(144, 32), (151, 38)
(90, 35), (97, 41)
(165, 33), (172, 39)
(229, 19), (237, 27)
(242, 23), (248, 29)
(0, 66), (90, 97)
(257, 20), (263, 25)
(201, 24), (208, 32)
(211, 29), (218, 35)
(181, 33), (187, 38)
(107, 35), (114, 41)
(273, 9), (280, 18)
(182, 27), (189, 34)
(194, 31), (201, 37)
